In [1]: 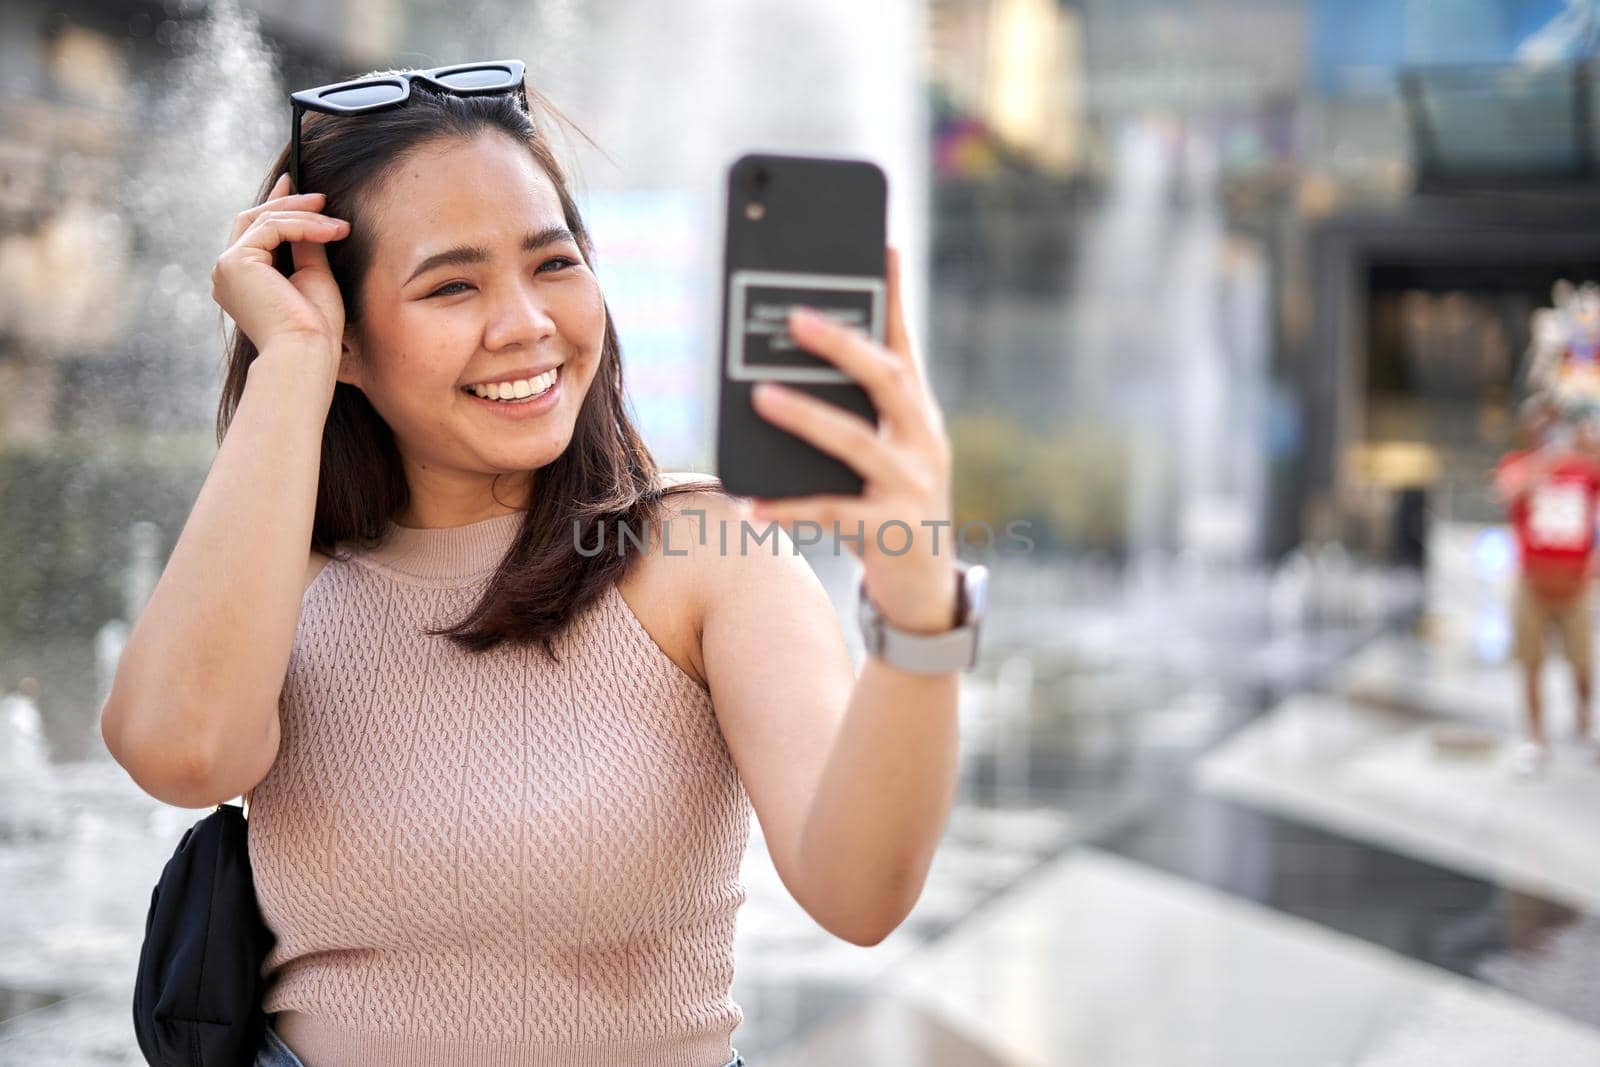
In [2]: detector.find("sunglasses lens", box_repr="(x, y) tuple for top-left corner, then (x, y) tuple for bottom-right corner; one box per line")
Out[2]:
(434, 66), (517, 91)
(321, 82), (406, 109)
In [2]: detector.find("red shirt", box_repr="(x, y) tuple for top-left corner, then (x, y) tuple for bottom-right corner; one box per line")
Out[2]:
(1499, 448), (1600, 592)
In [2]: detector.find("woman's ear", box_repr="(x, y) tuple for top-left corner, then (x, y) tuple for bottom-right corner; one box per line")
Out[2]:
(336, 329), (363, 389)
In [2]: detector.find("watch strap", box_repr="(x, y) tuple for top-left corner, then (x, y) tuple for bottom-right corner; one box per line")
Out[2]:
(873, 619), (980, 673)
(857, 563), (983, 674)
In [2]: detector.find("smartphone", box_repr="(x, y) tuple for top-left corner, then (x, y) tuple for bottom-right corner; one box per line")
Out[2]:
(714, 152), (887, 499)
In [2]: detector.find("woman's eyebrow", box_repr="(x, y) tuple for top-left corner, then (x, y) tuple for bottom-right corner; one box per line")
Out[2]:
(405, 226), (575, 285)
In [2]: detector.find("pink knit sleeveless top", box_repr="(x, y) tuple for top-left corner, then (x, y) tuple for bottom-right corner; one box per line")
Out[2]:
(247, 511), (753, 1066)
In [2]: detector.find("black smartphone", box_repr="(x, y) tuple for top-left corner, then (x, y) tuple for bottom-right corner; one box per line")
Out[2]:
(714, 152), (887, 499)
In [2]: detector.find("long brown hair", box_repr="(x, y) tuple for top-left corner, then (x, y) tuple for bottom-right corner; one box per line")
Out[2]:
(216, 72), (722, 662)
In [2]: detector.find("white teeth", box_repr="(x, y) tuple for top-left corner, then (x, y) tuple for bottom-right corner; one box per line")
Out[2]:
(467, 368), (558, 401)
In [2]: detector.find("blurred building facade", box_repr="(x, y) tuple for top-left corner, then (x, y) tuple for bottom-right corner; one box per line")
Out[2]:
(924, 0), (1600, 567)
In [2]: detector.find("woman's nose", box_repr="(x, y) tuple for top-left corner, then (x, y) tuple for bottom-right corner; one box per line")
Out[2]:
(483, 280), (557, 350)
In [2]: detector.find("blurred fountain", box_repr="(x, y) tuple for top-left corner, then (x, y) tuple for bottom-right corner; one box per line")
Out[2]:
(123, 521), (163, 622)
(113, 0), (283, 434)
(92, 521), (164, 756)
(0, 676), (49, 779)
(91, 622), (125, 742)
(1074, 119), (1178, 561)
(1071, 115), (1269, 565)
(1169, 127), (1270, 569)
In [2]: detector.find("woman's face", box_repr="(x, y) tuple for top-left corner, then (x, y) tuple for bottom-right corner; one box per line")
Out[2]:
(336, 132), (606, 521)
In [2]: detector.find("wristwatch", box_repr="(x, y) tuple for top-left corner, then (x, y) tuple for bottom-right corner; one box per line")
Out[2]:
(857, 561), (989, 674)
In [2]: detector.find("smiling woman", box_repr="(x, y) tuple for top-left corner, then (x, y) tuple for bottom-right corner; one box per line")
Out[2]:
(129, 71), (756, 1067)
(111, 59), (960, 1067)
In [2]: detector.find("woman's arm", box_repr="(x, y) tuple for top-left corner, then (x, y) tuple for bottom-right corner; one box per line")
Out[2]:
(793, 580), (962, 944)
(699, 244), (966, 945)
(693, 495), (958, 947)
(101, 345), (335, 808)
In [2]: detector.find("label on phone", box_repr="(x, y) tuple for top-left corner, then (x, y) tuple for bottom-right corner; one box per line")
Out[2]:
(726, 269), (885, 383)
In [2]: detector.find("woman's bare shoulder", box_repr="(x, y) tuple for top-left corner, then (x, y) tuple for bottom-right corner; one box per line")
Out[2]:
(655, 477), (742, 551)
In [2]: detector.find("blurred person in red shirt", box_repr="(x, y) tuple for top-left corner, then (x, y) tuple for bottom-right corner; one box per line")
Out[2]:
(1494, 397), (1600, 774)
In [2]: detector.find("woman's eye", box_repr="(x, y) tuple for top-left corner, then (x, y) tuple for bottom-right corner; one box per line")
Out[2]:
(428, 259), (577, 298)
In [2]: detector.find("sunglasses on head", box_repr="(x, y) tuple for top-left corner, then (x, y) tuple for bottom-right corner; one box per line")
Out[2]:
(273, 60), (527, 276)
(285, 58), (529, 194)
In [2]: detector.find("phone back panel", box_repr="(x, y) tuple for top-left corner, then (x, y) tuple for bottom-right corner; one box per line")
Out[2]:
(715, 153), (886, 499)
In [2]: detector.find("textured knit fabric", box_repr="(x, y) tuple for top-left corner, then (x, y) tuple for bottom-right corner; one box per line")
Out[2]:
(246, 510), (753, 1067)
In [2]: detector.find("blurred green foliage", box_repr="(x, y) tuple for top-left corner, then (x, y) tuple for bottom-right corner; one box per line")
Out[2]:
(949, 409), (1128, 555)
(0, 433), (211, 646)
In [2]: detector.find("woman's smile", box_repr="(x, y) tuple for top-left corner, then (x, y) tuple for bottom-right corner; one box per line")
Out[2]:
(459, 363), (563, 419)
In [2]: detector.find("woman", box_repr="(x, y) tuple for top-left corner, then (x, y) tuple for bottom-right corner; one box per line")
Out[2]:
(102, 67), (966, 1067)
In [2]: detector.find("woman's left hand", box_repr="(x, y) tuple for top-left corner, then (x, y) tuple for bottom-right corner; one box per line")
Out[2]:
(741, 244), (960, 634)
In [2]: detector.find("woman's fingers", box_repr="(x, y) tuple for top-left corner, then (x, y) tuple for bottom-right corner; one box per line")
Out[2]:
(784, 306), (940, 452)
(229, 195), (330, 244)
(247, 210), (348, 242)
(289, 231), (335, 274)
(751, 381), (918, 488)
(230, 201), (328, 246)
(228, 213), (349, 264)
(227, 177), (328, 244)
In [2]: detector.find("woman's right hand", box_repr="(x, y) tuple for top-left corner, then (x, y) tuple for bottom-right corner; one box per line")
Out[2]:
(210, 172), (350, 360)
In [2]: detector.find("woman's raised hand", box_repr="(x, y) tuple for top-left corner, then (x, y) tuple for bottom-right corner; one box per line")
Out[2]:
(210, 172), (350, 360)
(742, 244), (961, 634)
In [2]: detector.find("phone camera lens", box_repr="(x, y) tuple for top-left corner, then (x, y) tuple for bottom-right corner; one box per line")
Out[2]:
(751, 166), (770, 191)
